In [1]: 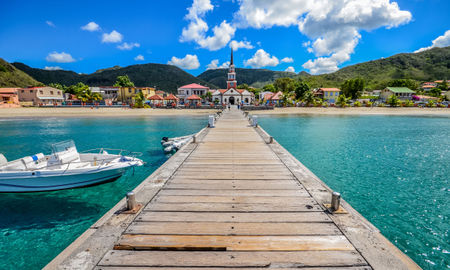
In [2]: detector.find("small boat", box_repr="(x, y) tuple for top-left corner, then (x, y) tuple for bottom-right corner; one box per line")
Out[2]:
(0, 140), (144, 193)
(161, 134), (194, 154)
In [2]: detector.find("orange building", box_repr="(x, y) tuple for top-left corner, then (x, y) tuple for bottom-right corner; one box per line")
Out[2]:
(0, 88), (20, 107)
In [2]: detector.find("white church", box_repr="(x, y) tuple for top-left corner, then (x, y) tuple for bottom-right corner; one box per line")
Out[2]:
(177, 50), (254, 105)
(211, 50), (254, 105)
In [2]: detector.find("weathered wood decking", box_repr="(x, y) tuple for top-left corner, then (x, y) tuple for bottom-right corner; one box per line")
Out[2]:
(45, 108), (420, 270)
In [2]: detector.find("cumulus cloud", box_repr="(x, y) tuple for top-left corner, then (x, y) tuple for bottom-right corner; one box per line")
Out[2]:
(281, 57), (294, 63)
(180, 0), (235, 51)
(234, 0), (412, 74)
(134, 54), (145, 61)
(46, 52), (76, 63)
(415, 30), (450, 53)
(285, 66), (295, 73)
(229, 40), (254, 51)
(46, 21), (55, 27)
(44, 66), (62, 70)
(81, 22), (100, 32)
(118, 42), (140, 50)
(206, 59), (230, 70)
(102, 30), (123, 43)
(167, 54), (200, 70)
(244, 49), (279, 68)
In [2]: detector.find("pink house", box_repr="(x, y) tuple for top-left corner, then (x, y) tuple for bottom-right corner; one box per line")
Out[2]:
(0, 88), (20, 108)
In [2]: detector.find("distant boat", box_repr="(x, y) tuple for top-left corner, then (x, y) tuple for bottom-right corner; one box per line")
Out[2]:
(161, 134), (194, 153)
(0, 140), (144, 193)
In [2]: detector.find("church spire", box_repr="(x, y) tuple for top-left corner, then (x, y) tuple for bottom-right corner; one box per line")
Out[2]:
(230, 48), (234, 66)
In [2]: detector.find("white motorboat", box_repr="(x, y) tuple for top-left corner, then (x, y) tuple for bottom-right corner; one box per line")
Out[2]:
(161, 134), (194, 154)
(0, 140), (144, 193)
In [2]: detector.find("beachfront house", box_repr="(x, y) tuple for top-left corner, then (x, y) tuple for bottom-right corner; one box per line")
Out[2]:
(315, 88), (341, 103)
(381, 87), (415, 100)
(89, 86), (119, 100)
(0, 88), (20, 107)
(18, 86), (64, 106)
(177, 83), (209, 104)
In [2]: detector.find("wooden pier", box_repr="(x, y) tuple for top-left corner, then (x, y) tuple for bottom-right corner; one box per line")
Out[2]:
(45, 108), (420, 270)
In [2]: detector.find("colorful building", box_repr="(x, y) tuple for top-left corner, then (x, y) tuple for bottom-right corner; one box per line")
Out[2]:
(381, 87), (415, 100)
(315, 88), (341, 103)
(177, 83), (209, 103)
(18, 86), (64, 106)
(0, 88), (20, 107)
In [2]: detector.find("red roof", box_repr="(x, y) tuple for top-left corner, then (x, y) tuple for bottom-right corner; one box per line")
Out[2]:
(0, 88), (19, 94)
(319, 88), (341, 92)
(179, 83), (209, 89)
(219, 89), (227, 94)
(156, 90), (165, 94)
(264, 93), (274, 100)
(164, 94), (179, 100)
(270, 91), (283, 100)
(187, 94), (201, 100)
(237, 89), (244, 94)
(148, 94), (164, 100)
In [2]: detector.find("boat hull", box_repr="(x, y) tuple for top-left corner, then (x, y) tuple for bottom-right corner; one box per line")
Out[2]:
(0, 167), (127, 193)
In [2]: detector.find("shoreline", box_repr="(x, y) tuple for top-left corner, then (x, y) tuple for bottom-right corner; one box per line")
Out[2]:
(251, 107), (450, 116)
(0, 107), (449, 118)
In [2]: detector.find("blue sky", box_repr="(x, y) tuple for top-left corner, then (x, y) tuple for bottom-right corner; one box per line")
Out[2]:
(1, 0), (449, 76)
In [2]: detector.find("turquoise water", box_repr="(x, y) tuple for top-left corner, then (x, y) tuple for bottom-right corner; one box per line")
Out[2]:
(259, 115), (449, 270)
(0, 116), (207, 269)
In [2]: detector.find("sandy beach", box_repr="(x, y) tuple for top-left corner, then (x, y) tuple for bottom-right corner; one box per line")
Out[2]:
(251, 107), (450, 116)
(0, 107), (218, 118)
(0, 107), (449, 118)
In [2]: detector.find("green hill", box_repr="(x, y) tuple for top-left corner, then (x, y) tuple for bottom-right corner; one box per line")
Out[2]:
(198, 68), (298, 88)
(302, 46), (450, 89)
(0, 58), (41, 87)
(12, 62), (217, 93)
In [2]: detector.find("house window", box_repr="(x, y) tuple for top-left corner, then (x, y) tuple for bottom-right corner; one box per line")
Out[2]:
(21, 90), (24, 93)
(50, 91), (54, 95)
(58, 91), (61, 95)
(39, 90), (43, 94)
(325, 92), (328, 96)
(128, 89), (132, 93)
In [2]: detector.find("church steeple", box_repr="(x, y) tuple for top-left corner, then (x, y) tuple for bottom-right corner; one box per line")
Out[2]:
(227, 49), (237, 90)
(230, 48), (234, 66)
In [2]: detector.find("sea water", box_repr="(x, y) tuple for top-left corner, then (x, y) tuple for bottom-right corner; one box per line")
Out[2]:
(258, 114), (449, 270)
(0, 116), (207, 269)
(0, 115), (448, 269)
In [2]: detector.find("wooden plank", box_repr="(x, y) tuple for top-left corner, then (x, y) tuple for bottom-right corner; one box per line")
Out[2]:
(115, 235), (354, 251)
(158, 189), (308, 197)
(137, 211), (331, 223)
(126, 222), (341, 235)
(145, 202), (322, 212)
(96, 267), (372, 270)
(153, 195), (315, 204)
(98, 250), (367, 267)
(165, 181), (300, 190)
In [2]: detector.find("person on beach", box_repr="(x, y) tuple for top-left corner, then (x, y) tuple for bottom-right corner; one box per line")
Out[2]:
(228, 104), (230, 110)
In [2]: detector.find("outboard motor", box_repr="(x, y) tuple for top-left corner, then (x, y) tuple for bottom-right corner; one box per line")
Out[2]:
(161, 137), (169, 142)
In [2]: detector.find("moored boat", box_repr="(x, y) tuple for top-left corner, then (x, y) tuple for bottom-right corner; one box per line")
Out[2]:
(0, 140), (144, 193)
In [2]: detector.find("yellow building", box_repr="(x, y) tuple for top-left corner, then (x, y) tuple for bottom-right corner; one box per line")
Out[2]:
(118, 87), (156, 103)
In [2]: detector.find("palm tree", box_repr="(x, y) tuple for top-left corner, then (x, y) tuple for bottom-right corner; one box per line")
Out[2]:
(302, 91), (316, 106)
(336, 94), (350, 108)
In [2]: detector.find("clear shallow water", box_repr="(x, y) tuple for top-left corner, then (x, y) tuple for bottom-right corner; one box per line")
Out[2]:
(0, 116), (207, 269)
(259, 115), (450, 270)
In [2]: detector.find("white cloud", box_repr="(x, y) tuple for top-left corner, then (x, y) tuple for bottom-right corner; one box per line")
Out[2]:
(134, 54), (145, 61)
(46, 21), (55, 27)
(46, 52), (76, 63)
(229, 40), (254, 51)
(285, 66), (295, 73)
(234, 0), (412, 74)
(281, 57), (294, 63)
(81, 22), (100, 32)
(102, 30), (123, 43)
(415, 30), (450, 53)
(167, 54), (200, 70)
(44, 66), (62, 70)
(244, 49), (279, 68)
(206, 59), (230, 70)
(180, 0), (235, 51)
(117, 42), (140, 50)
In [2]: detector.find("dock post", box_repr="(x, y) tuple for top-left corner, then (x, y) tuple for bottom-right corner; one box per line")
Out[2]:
(331, 192), (341, 211)
(269, 136), (274, 144)
(126, 192), (137, 211)
(208, 115), (215, 128)
(192, 135), (196, 143)
(252, 116), (258, 127)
